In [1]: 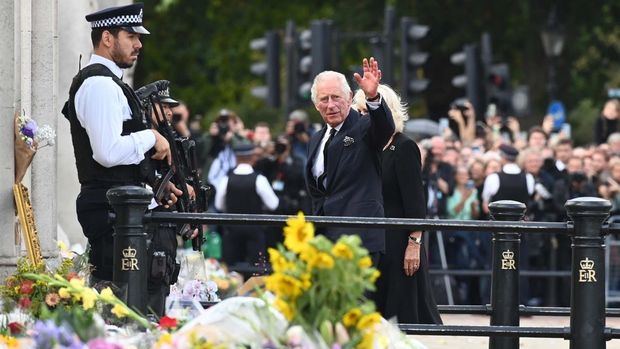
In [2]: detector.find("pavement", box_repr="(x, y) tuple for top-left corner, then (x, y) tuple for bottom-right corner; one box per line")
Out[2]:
(415, 314), (620, 348)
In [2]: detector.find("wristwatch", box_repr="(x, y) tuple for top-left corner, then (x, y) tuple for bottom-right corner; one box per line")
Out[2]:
(408, 235), (422, 245)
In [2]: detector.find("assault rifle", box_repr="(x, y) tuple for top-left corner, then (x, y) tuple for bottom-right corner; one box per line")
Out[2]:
(136, 80), (211, 251)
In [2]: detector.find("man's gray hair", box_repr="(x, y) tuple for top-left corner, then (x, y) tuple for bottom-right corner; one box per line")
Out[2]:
(310, 71), (352, 104)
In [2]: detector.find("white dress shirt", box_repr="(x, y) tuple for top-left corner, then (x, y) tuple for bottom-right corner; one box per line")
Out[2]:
(311, 98), (383, 182)
(311, 123), (343, 181)
(214, 163), (279, 212)
(74, 54), (155, 168)
(482, 163), (535, 204)
(556, 160), (566, 172)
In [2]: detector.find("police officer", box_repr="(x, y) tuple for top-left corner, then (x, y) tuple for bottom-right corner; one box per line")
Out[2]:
(481, 144), (535, 304)
(482, 144), (534, 208)
(214, 143), (279, 273)
(135, 81), (183, 316)
(62, 3), (180, 285)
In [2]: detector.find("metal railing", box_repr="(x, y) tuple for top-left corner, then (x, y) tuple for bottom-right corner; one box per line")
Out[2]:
(107, 186), (617, 349)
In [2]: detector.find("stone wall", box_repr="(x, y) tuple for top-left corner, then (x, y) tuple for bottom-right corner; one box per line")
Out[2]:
(1, 0), (132, 277)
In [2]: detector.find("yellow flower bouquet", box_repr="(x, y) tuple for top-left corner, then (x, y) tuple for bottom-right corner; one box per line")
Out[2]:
(265, 213), (383, 348)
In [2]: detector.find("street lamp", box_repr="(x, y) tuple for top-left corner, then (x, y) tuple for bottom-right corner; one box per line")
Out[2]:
(540, 7), (565, 101)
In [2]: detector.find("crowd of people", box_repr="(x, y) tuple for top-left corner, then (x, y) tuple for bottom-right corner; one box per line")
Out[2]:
(186, 92), (620, 307)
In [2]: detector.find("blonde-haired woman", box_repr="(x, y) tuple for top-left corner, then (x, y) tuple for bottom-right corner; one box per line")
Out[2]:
(353, 85), (442, 324)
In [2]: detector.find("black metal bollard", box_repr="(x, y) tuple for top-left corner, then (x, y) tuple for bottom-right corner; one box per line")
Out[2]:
(107, 186), (152, 314)
(488, 200), (526, 349)
(565, 197), (611, 349)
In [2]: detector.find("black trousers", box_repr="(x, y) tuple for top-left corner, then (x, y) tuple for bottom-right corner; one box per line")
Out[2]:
(146, 222), (180, 316)
(222, 226), (266, 266)
(76, 187), (116, 281)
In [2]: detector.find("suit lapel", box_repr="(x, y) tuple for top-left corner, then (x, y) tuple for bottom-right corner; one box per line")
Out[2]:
(325, 109), (358, 190)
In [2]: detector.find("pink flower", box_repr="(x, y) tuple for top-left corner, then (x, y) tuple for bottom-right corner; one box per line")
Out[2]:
(18, 297), (32, 308)
(19, 280), (34, 295)
(87, 338), (123, 349)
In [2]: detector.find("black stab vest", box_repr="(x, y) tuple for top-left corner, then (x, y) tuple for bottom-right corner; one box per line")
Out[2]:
(62, 63), (149, 186)
(225, 172), (263, 214)
(491, 170), (530, 206)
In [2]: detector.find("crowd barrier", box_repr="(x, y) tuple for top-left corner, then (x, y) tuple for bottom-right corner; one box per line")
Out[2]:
(107, 186), (619, 349)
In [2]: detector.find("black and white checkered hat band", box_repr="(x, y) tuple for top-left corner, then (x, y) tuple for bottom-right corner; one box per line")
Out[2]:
(158, 88), (170, 98)
(90, 14), (142, 28)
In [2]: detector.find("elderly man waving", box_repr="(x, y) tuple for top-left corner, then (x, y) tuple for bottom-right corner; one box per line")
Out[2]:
(306, 57), (395, 265)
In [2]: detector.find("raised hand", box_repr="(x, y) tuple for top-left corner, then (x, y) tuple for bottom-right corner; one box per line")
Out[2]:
(353, 57), (381, 99)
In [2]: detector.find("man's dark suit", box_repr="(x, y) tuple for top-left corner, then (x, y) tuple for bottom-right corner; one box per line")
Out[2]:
(306, 102), (395, 253)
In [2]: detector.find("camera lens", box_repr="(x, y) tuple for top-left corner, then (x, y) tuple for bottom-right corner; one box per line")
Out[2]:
(275, 142), (287, 154)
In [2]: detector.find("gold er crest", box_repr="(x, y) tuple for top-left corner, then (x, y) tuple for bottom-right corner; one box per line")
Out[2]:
(501, 250), (516, 270)
(121, 246), (139, 271)
(578, 257), (596, 283)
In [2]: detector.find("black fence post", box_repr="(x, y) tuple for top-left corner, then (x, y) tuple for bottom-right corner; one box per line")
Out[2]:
(107, 186), (152, 314)
(488, 200), (526, 349)
(565, 197), (611, 349)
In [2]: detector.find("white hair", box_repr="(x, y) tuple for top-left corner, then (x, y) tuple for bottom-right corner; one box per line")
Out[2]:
(352, 84), (409, 133)
(310, 71), (352, 104)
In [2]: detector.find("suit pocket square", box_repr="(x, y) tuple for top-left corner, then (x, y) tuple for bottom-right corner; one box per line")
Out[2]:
(343, 136), (355, 147)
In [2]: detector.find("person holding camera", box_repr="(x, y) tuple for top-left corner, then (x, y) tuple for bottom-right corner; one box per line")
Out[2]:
(446, 165), (481, 303)
(286, 109), (313, 164)
(594, 99), (620, 145)
(255, 135), (309, 215)
(448, 99), (476, 145)
(207, 109), (247, 186)
(551, 155), (595, 306)
(421, 136), (455, 219)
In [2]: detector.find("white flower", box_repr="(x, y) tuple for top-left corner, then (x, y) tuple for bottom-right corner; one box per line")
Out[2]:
(35, 124), (56, 147)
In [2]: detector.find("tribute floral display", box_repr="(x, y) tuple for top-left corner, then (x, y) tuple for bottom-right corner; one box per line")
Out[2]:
(14, 111), (56, 183)
(0, 215), (426, 349)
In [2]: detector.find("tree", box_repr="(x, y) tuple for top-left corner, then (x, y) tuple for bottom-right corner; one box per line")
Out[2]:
(136, 0), (620, 144)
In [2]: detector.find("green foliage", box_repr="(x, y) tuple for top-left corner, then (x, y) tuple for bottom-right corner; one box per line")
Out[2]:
(568, 99), (600, 146)
(136, 0), (620, 141)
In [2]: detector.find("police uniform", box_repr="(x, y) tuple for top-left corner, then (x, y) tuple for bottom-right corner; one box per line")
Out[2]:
(482, 144), (535, 205)
(214, 144), (279, 270)
(143, 84), (182, 316)
(62, 3), (152, 283)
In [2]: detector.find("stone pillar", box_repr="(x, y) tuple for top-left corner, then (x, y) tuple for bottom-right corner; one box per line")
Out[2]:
(30, 0), (59, 255)
(56, 0), (93, 248)
(0, 0), (17, 276)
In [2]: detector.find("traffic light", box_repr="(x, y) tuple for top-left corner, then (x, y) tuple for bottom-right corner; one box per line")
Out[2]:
(296, 27), (313, 102)
(291, 20), (333, 106)
(284, 20), (301, 112)
(400, 17), (429, 103)
(310, 20), (333, 77)
(487, 63), (513, 116)
(450, 44), (483, 118)
(249, 30), (280, 108)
